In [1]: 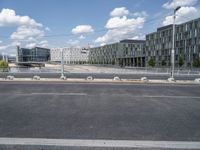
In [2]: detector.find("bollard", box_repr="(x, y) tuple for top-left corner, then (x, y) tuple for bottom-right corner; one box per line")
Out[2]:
(32, 75), (40, 80)
(141, 77), (148, 82)
(167, 77), (176, 82)
(86, 76), (94, 81)
(194, 78), (200, 83)
(6, 75), (14, 80)
(113, 76), (121, 81)
(60, 75), (67, 80)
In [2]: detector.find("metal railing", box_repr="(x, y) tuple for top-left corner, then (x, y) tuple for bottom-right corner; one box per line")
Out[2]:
(0, 66), (200, 76)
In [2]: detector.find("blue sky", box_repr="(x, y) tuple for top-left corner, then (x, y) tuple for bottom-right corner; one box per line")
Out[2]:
(0, 0), (200, 55)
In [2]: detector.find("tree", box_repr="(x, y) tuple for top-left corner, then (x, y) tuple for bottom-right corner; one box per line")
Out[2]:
(161, 60), (167, 66)
(193, 57), (200, 67)
(0, 60), (9, 72)
(148, 57), (156, 67)
(178, 56), (184, 67)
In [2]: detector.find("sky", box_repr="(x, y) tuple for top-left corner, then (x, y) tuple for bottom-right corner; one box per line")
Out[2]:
(0, 0), (200, 55)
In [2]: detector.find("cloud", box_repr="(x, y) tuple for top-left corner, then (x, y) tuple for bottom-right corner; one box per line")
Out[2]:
(0, 45), (10, 50)
(132, 11), (148, 18)
(163, 0), (198, 9)
(10, 25), (44, 40)
(72, 25), (94, 34)
(163, 6), (200, 25)
(45, 27), (50, 31)
(105, 16), (144, 29)
(79, 35), (86, 40)
(0, 41), (2, 44)
(66, 39), (80, 48)
(39, 40), (48, 47)
(25, 43), (36, 49)
(0, 8), (49, 54)
(95, 7), (146, 44)
(110, 7), (129, 17)
(95, 8), (145, 44)
(0, 8), (42, 27)
(100, 43), (106, 46)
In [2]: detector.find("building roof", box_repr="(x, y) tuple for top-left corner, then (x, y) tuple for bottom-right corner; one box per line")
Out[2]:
(120, 39), (145, 43)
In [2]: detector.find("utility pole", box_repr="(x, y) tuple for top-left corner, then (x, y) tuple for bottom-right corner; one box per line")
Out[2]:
(170, 6), (181, 80)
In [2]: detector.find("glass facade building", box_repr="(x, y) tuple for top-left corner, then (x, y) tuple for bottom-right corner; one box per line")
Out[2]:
(17, 46), (50, 62)
(146, 18), (200, 67)
(89, 17), (200, 68)
(89, 40), (146, 67)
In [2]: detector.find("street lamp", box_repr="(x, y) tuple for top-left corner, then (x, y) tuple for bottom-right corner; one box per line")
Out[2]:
(60, 48), (66, 79)
(170, 6), (181, 80)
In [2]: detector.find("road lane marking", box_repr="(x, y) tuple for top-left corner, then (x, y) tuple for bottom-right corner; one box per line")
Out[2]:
(0, 93), (87, 96)
(0, 93), (200, 99)
(125, 95), (200, 99)
(30, 92), (87, 96)
(0, 138), (200, 149)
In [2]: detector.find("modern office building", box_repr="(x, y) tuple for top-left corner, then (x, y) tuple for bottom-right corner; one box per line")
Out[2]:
(90, 17), (200, 68)
(146, 18), (200, 67)
(89, 39), (146, 67)
(17, 46), (50, 62)
(51, 47), (89, 64)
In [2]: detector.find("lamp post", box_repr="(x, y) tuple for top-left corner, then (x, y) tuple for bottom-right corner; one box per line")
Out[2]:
(170, 6), (181, 79)
(60, 48), (66, 79)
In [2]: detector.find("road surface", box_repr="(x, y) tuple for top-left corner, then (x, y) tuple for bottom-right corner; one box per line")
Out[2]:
(0, 82), (200, 149)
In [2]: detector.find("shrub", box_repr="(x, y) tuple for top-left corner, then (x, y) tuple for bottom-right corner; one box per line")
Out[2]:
(148, 57), (156, 67)
(0, 60), (9, 72)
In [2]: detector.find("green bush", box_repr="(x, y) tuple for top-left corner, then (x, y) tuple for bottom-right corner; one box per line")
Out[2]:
(193, 58), (200, 67)
(0, 60), (9, 72)
(178, 56), (184, 67)
(148, 57), (156, 67)
(161, 60), (167, 66)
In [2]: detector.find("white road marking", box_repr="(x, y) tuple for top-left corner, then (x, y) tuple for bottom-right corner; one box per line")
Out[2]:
(0, 93), (87, 96)
(0, 138), (200, 149)
(30, 92), (87, 96)
(0, 93), (200, 99)
(127, 95), (200, 99)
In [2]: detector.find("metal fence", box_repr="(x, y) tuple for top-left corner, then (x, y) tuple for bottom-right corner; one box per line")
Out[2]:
(0, 66), (200, 76)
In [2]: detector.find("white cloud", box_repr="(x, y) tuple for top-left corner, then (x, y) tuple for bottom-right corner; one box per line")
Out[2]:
(79, 35), (86, 40)
(0, 8), (42, 27)
(39, 40), (48, 45)
(163, 6), (200, 25)
(0, 41), (2, 44)
(66, 39), (80, 48)
(39, 40), (48, 47)
(25, 43), (36, 49)
(45, 27), (50, 31)
(95, 16), (145, 44)
(0, 45), (10, 50)
(163, 0), (198, 9)
(10, 25), (44, 40)
(110, 7), (129, 17)
(106, 16), (144, 29)
(11, 41), (21, 47)
(72, 25), (94, 34)
(132, 11), (148, 18)
(0, 8), (50, 54)
(95, 7), (146, 45)
(100, 43), (106, 46)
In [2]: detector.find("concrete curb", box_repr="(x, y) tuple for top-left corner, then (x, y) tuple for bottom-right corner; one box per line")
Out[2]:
(0, 78), (199, 84)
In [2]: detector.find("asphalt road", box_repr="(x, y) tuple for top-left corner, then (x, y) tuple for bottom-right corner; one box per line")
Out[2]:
(0, 82), (200, 149)
(0, 72), (200, 80)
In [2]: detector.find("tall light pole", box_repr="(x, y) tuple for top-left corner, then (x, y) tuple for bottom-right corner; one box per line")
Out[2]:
(171, 6), (181, 79)
(60, 48), (66, 79)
